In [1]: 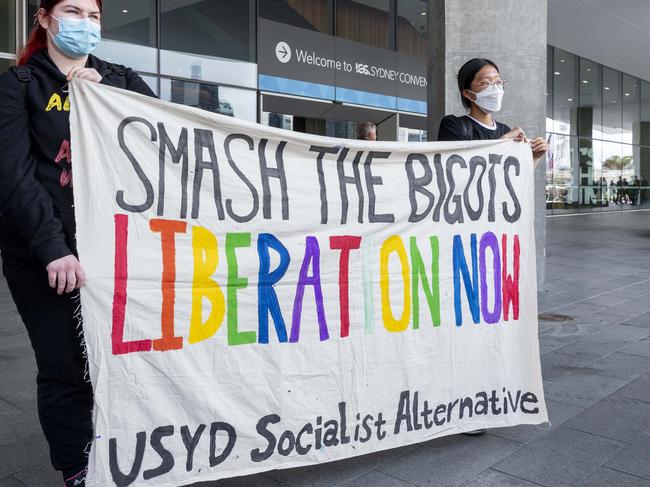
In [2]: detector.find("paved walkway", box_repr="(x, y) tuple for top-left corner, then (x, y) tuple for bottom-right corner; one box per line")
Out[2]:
(1, 211), (650, 487)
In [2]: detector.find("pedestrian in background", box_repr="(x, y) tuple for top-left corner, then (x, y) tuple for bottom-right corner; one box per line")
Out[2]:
(357, 121), (377, 141)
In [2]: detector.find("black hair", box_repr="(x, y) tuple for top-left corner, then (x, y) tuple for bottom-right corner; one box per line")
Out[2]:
(457, 58), (500, 110)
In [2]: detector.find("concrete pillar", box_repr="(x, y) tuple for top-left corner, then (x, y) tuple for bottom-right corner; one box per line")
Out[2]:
(427, 0), (548, 290)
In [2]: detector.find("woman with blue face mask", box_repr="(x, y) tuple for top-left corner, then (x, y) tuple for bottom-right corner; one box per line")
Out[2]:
(438, 58), (548, 164)
(0, 1), (155, 485)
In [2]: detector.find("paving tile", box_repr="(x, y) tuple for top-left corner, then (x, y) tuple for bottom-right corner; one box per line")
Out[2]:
(342, 471), (414, 487)
(604, 432), (650, 481)
(570, 311), (627, 327)
(461, 469), (540, 486)
(378, 433), (521, 486)
(488, 399), (583, 444)
(543, 370), (627, 407)
(541, 352), (593, 382)
(0, 477), (25, 487)
(579, 352), (650, 381)
(538, 335), (578, 355)
(539, 321), (609, 341)
(551, 339), (621, 362)
(621, 338), (650, 358)
(266, 444), (417, 487)
(579, 468), (650, 486)
(0, 409), (41, 447)
(0, 433), (51, 478)
(621, 311), (650, 329)
(601, 302), (650, 321)
(602, 276), (649, 288)
(616, 372), (650, 402)
(552, 302), (608, 319)
(492, 427), (626, 487)
(11, 464), (60, 487)
(581, 294), (634, 308)
(564, 396), (650, 443)
(607, 286), (650, 299)
(589, 325), (650, 343)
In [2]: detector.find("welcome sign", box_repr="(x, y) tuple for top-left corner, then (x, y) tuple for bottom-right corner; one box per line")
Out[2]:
(70, 80), (547, 487)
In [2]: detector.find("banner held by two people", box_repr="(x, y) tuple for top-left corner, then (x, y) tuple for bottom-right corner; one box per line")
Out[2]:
(69, 80), (547, 487)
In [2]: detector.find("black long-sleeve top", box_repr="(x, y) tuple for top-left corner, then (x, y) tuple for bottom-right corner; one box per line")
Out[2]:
(0, 49), (155, 268)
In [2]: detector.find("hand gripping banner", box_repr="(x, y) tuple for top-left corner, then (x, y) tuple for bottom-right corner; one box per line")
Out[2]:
(69, 80), (547, 487)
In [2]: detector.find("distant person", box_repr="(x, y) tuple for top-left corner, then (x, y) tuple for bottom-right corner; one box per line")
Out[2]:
(632, 176), (641, 205)
(437, 58), (547, 166)
(357, 121), (377, 141)
(616, 177), (623, 204)
(641, 174), (648, 205)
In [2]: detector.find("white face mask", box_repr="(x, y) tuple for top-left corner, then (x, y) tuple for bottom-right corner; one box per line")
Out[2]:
(468, 84), (504, 114)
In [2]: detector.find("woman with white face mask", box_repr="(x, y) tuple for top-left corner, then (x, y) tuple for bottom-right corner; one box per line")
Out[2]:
(0, 1), (155, 485)
(438, 58), (547, 163)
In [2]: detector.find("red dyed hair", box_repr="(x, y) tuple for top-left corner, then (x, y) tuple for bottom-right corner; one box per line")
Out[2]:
(18, 0), (103, 65)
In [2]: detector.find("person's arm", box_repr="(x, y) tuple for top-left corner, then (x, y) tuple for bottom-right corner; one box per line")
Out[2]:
(530, 137), (548, 168)
(0, 73), (72, 267)
(437, 115), (466, 141)
(124, 68), (157, 98)
(499, 123), (547, 168)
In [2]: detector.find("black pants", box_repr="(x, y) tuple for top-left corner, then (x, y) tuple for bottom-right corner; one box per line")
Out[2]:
(3, 263), (93, 477)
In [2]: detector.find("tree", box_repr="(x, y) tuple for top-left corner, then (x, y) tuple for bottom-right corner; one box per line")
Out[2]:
(603, 155), (633, 171)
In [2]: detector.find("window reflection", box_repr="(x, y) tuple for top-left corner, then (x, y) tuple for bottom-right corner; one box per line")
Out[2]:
(622, 74), (639, 145)
(578, 59), (601, 140)
(0, 58), (14, 75)
(337, 0), (390, 49)
(161, 78), (256, 122)
(161, 0), (254, 62)
(260, 0), (331, 33)
(547, 46), (650, 214)
(602, 67), (622, 142)
(0, 0), (16, 53)
(102, 1), (156, 47)
(552, 49), (577, 135)
(397, 0), (427, 57)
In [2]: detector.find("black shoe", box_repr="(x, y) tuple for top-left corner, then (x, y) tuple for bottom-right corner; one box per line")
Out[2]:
(462, 429), (487, 436)
(64, 469), (86, 487)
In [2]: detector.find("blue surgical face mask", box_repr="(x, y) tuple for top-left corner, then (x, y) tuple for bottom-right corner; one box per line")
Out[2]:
(48, 14), (101, 58)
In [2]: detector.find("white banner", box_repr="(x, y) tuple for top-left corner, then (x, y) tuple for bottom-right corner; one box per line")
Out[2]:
(69, 80), (547, 487)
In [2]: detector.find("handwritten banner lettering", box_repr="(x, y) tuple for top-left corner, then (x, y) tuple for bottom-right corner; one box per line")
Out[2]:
(69, 80), (547, 487)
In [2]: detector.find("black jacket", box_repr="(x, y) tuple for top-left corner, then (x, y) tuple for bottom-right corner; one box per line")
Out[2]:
(0, 49), (155, 268)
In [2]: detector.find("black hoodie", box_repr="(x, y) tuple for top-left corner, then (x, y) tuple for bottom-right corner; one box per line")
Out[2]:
(0, 49), (155, 268)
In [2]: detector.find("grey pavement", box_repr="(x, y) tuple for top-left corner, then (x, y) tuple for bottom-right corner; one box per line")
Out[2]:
(2, 210), (650, 486)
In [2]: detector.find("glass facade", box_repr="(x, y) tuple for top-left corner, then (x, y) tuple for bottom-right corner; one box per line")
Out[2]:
(546, 46), (650, 214)
(5, 4), (647, 214)
(0, 0), (16, 68)
(260, 0), (333, 34)
(161, 0), (255, 63)
(0, 0), (16, 54)
(397, 0), (427, 57)
(5, 1), (429, 130)
(336, 0), (391, 49)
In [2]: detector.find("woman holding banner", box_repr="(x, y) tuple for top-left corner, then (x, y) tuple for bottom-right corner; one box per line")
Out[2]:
(0, 1), (155, 485)
(438, 58), (548, 165)
(438, 58), (547, 435)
